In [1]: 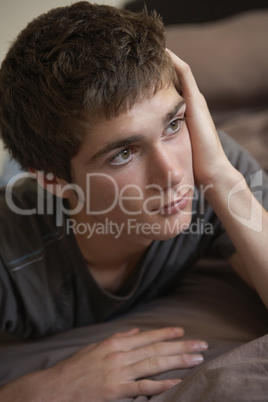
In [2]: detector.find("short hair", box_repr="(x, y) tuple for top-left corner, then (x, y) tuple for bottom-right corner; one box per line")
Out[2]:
(0, 1), (179, 182)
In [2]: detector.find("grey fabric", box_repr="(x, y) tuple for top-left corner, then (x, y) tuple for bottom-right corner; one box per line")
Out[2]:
(0, 259), (267, 400)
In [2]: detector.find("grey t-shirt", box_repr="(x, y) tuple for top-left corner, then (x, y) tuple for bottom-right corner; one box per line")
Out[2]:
(0, 132), (267, 339)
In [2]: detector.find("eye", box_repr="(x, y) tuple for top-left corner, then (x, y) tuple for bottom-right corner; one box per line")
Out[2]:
(109, 148), (133, 166)
(165, 118), (184, 136)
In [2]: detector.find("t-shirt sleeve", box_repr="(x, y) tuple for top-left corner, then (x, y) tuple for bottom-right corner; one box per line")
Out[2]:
(209, 131), (268, 259)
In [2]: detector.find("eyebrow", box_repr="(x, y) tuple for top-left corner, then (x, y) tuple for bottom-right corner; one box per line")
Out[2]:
(90, 135), (144, 161)
(164, 99), (185, 126)
(90, 99), (186, 161)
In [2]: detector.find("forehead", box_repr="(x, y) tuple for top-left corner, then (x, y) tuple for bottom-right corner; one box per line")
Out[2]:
(89, 84), (181, 134)
(73, 85), (183, 164)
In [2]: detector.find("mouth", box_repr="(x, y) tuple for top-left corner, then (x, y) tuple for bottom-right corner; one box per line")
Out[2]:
(155, 190), (191, 216)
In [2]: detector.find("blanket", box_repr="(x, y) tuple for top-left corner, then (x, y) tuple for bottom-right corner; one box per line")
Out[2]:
(1, 259), (268, 400)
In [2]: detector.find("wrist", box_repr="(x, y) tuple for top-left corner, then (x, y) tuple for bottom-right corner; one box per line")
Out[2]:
(16, 364), (73, 402)
(200, 165), (245, 207)
(0, 370), (52, 402)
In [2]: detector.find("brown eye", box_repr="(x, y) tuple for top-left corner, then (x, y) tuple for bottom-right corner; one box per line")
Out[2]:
(121, 149), (131, 160)
(110, 148), (132, 166)
(165, 118), (183, 135)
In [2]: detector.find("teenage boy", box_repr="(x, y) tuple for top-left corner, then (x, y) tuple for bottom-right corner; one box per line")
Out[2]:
(0, 2), (267, 400)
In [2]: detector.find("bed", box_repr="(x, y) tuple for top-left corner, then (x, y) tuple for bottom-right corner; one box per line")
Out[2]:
(1, 7), (268, 401)
(1, 258), (268, 400)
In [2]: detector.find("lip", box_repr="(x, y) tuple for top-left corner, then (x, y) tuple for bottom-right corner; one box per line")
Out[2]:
(157, 190), (191, 216)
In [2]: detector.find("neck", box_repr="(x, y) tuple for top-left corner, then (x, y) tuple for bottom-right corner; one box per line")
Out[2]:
(76, 231), (150, 294)
(70, 207), (152, 293)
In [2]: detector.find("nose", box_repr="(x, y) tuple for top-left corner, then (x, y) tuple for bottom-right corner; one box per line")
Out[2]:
(148, 144), (184, 190)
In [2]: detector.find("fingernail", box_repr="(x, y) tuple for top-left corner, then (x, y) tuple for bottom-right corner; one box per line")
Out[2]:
(193, 342), (208, 351)
(171, 379), (182, 386)
(175, 327), (185, 335)
(191, 354), (204, 365)
(171, 378), (182, 384)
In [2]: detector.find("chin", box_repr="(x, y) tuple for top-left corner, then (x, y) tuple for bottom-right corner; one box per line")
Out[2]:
(149, 215), (193, 241)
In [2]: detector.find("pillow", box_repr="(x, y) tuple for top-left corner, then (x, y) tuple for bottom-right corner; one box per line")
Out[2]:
(165, 10), (268, 111)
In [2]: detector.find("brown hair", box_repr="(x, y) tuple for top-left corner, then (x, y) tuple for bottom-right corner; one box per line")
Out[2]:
(0, 1), (179, 182)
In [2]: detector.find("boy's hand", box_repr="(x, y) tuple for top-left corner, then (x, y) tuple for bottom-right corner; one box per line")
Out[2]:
(166, 49), (233, 188)
(49, 327), (207, 401)
(2, 327), (208, 401)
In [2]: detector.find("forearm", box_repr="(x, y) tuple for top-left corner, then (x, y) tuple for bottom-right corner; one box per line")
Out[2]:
(205, 165), (268, 307)
(167, 50), (268, 307)
(0, 363), (74, 402)
(0, 369), (60, 402)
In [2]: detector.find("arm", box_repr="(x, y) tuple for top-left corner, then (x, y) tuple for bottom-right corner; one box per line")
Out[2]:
(167, 50), (268, 308)
(206, 168), (268, 299)
(0, 327), (207, 401)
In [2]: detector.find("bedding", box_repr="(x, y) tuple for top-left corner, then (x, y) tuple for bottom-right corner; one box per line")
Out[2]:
(0, 8), (268, 401)
(0, 259), (268, 400)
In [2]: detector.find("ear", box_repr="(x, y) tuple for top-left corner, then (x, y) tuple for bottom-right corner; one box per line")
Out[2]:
(29, 169), (73, 199)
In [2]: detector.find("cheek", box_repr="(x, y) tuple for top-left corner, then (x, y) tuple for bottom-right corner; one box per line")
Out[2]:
(85, 175), (121, 213)
(85, 172), (146, 216)
(115, 171), (147, 214)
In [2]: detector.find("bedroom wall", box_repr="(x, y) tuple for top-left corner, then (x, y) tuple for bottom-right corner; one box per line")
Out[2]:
(0, 0), (127, 174)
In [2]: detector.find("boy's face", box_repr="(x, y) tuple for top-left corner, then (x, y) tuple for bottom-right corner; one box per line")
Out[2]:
(70, 84), (194, 241)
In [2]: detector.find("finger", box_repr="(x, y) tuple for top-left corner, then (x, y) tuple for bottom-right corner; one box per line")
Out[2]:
(122, 340), (208, 365)
(82, 329), (140, 354)
(166, 49), (200, 98)
(166, 48), (213, 128)
(121, 378), (182, 398)
(128, 353), (204, 380)
(113, 328), (140, 338)
(113, 327), (185, 352)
